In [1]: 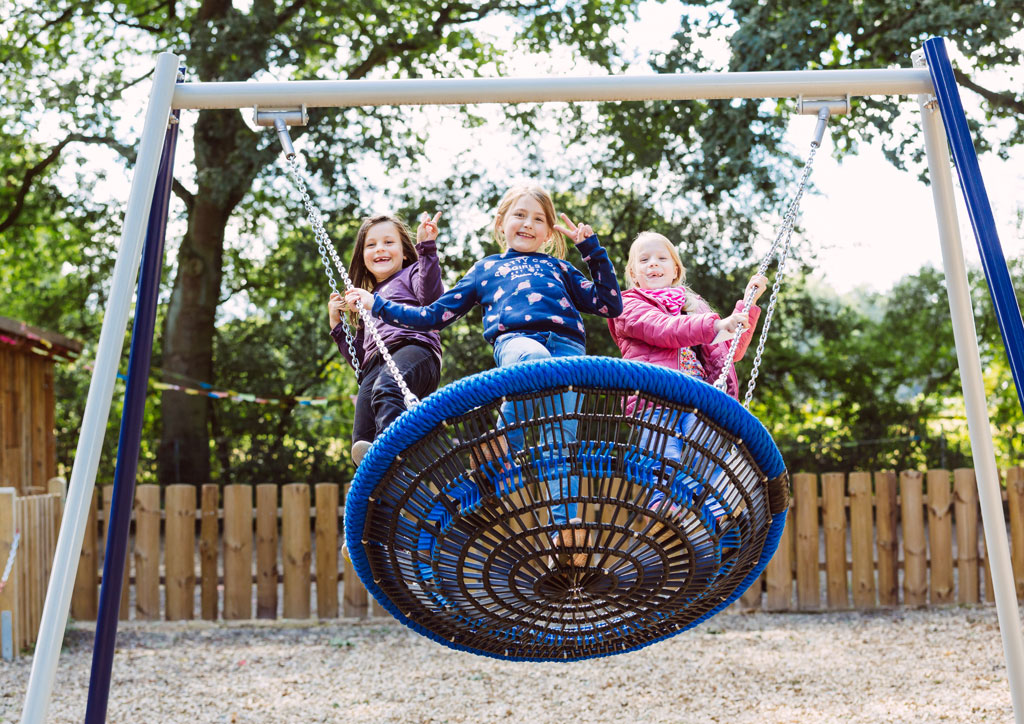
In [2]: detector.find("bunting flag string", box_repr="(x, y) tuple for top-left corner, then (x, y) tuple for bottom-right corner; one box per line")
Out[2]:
(72, 360), (352, 409)
(0, 325), (79, 362)
(5, 327), (354, 409)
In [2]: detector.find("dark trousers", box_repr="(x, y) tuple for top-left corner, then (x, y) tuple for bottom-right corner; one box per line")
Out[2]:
(353, 343), (440, 443)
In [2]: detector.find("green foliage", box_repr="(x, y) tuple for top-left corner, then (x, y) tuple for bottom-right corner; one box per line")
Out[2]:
(4, 0), (1022, 489)
(2, 0), (645, 486)
(691, 0), (1024, 170)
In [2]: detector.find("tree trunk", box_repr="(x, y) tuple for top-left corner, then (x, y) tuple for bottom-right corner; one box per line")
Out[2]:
(158, 199), (226, 485)
(158, 108), (255, 485)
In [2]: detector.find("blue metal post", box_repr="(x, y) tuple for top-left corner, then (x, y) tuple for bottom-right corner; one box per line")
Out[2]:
(923, 37), (1024, 414)
(83, 106), (180, 723)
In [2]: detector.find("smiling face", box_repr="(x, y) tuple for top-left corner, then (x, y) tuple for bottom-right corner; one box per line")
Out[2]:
(498, 193), (553, 254)
(628, 235), (684, 290)
(362, 221), (406, 283)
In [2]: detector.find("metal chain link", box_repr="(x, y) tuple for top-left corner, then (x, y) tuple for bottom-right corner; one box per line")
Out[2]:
(713, 138), (822, 409)
(283, 154), (420, 409)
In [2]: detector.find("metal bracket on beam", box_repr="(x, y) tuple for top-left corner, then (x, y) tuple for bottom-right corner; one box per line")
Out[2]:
(253, 105), (308, 159)
(910, 50), (938, 109)
(796, 94), (850, 117)
(797, 95), (848, 148)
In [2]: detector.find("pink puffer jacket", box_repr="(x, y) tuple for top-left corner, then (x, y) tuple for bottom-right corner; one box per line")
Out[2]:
(607, 287), (761, 401)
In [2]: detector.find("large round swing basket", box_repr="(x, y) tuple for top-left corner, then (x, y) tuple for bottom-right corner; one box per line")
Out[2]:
(345, 356), (789, 662)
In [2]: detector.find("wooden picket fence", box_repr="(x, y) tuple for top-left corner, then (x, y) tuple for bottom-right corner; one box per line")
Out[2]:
(735, 468), (1024, 611)
(5, 467), (1024, 658)
(69, 483), (383, 625)
(0, 480), (65, 659)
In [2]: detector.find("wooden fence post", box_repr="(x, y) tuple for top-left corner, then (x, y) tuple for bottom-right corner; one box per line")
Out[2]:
(256, 484), (278, 619)
(282, 483), (311, 619)
(764, 510), (793, 611)
(101, 485), (130, 620)
(223, 485), (253, 620)
(927, 469), (954, 604)
(164, 485), (195, 620)
(874, 471), (899, 607)
(200, 485), (219, 621)
(47, 478), (65, 536)
(954, 468), (980, 604)
(343, 553), (369, 619)
(794, 473), (819, 610)
(133, 485), (161, 620)
(0, 488), (19, 656)
(315, 483), (339, 619)
(822, 472), (848, 609)
(1007, 466), (1024, 600)
(848, 471), (876, 608)
(901, 470), (927, 607)
(71, 488), (98, 620)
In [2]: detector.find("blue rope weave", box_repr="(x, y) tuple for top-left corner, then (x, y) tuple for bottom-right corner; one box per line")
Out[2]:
(345, 356), (786, 662)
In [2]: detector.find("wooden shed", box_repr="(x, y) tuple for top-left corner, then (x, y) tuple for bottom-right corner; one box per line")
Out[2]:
(0, 316), (82, 494)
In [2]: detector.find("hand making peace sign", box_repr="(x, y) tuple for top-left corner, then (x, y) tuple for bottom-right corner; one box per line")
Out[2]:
(553, 213), (594, 245)
(417, 211), (442, 243)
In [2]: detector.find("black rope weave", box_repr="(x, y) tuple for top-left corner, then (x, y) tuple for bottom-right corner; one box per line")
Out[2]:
(355, 381), (777, 661)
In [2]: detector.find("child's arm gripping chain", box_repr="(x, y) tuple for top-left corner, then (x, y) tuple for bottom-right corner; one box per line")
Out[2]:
(347, 265), (480, 332)
(616, 296), (720, 349)
(719, 274), (768, 361)
(329, 291), (363, 370)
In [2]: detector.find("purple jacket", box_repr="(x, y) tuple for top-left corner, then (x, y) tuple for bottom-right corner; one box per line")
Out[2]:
(331, 239), (443, 375)
(607, 287), (761, 401)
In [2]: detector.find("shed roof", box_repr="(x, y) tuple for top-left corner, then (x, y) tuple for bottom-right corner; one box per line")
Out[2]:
(0, 316), (84, 361)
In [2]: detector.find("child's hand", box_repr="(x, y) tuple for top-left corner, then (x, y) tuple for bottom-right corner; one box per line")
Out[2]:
(553, 213), (594, 245)
(714, 311), (749, 335)
(745, 274), (769, 304)
(328, 292), (345, 328)
(417, 211), (442, 243)
(344, 288), (374, 312)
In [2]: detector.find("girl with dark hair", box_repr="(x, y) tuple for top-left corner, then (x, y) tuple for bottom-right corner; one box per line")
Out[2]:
(328, 212), (444, 464)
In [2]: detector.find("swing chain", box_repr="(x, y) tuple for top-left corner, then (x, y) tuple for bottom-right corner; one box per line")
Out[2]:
(713, 128), (823, 404)
(283, 155), (420, 409)
(742, 142), (819, 407)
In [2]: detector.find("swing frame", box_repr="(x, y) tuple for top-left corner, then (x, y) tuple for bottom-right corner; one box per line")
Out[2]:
(19, 36), (1024, 723)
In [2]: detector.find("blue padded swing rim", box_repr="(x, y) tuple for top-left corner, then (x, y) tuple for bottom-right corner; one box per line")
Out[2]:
(345, 355), (786, 662)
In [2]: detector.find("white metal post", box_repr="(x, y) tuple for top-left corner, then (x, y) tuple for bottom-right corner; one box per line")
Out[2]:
(20, 51), (181, 724)
(918, 82), (1024, 722)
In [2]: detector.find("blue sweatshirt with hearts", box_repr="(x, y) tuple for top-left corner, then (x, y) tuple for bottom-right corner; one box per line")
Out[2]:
(370, 235), (622, 347)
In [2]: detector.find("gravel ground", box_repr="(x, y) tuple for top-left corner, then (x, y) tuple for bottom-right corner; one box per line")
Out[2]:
(0, 606), (1015, 723)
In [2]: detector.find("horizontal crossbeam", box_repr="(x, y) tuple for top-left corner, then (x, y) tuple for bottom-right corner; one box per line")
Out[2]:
(171, 68), (933, 110)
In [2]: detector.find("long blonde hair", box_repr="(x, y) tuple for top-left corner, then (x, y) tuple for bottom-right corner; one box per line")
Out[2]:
(625, 231), (700, 312)
(492, 184), (567, 259)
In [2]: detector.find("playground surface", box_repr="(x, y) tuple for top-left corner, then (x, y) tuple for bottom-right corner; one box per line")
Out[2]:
(0, 606), (1013, 723)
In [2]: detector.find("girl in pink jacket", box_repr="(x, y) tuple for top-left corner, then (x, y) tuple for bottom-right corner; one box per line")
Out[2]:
(607, 231), (767, 521)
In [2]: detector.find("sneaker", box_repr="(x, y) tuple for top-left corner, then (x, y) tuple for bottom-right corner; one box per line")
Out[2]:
(551, 517), (591, 568)
(352, 440), (372, 465)
(646, 496), (683, 536)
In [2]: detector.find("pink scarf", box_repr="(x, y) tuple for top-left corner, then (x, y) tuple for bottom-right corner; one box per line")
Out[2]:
(644, 286), (688, 315)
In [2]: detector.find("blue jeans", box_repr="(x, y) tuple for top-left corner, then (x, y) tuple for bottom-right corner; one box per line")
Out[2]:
(637, 407), (726, 520)
(493, 332), (585, 527)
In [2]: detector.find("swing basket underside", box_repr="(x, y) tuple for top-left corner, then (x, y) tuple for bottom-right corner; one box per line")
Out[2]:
(345, 356), (788, 662)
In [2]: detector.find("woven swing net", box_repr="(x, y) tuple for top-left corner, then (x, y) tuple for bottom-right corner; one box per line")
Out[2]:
(345, 355), (789, 661)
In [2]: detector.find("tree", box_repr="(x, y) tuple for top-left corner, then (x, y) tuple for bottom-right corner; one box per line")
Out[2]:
(2, 0), (642, 485)
(680, 1), (1023, 167)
